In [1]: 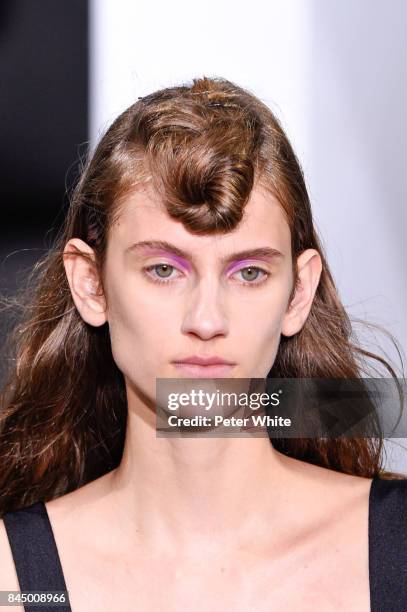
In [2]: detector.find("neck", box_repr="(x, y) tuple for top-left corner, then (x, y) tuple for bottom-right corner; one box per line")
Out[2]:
(108, 385), (309, 551)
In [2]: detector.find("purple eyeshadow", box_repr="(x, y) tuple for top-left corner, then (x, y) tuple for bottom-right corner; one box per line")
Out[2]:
(226, 259), (260, 275)
(139, 246), (273, 276)
(144, 249), (191, 272)
(168, 254), (191, 272)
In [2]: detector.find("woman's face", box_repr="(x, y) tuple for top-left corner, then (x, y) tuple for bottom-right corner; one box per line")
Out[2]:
(64, 183), (321, 403)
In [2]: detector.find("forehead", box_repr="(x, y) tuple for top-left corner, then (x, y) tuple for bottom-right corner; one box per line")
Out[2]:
(109, 184), (291, 255)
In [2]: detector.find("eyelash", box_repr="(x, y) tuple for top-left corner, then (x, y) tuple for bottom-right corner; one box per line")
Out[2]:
(143, 263), (270, 287)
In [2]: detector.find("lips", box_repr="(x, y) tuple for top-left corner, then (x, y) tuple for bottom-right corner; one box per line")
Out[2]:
(173, 356), (235, 366)
(172, 356), (236, 378)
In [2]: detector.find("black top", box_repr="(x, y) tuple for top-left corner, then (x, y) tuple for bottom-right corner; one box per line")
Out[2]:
(3, 500), (71, 612)
(2, 476), (407, 612)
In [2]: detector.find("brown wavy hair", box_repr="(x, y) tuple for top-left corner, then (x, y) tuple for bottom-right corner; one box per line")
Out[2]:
(0, 76), (405, 515)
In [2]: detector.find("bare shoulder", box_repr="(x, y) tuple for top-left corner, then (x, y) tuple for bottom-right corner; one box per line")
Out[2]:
(316, 461), (374, 513)
(314, 463), (374, 499)
(276, 454), (375, 531)
(0, 476), (113, 612)
(45, 469), (114, 519)
(318, 466), (374, 524)
(44, 470), (116, 554)
(258, 459), (375, 610)
(43, 473), (119, 610)
(297, 461), (375, 556)
(288, 453), (373, 490)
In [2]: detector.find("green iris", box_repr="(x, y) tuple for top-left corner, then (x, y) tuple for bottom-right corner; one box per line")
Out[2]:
(240, 267), (260, 281)
(155, 264), (173, 278)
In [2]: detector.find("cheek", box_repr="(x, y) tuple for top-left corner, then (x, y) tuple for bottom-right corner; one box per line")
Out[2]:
(104, 284), (144, 369)
(105, 279), (179, 372)
(237, 280), (291, 332)
(233, 278), (292, 364)
(246, 314), (284, 377)
(254, 314), (284, 363)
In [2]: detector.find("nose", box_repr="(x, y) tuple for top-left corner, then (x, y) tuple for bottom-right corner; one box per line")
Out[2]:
(181, 278), (229, 341)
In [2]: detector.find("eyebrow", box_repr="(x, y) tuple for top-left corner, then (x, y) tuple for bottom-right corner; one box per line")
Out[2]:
(125, 240), (283, 264)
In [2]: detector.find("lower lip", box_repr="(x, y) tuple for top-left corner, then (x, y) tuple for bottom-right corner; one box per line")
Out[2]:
(172, 363), (235, 377)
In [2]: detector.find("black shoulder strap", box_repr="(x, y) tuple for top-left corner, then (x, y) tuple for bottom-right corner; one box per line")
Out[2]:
(369, 476), (407, 612)
(2, 501), (72, 612)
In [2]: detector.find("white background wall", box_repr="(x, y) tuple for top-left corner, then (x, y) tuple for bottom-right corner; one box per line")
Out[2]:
(89, 0), (407, 472)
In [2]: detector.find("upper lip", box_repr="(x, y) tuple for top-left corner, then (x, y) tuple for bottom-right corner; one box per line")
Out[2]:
(173, 356), (235, 366)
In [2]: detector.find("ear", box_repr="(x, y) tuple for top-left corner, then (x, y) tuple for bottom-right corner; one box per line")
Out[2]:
(281, 249), (322, 337)
(63, 238), (107, 327)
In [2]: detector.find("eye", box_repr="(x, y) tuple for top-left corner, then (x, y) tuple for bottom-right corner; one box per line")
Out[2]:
(153, 264), (173, 278)
(234, 266), (269, 286)
(143, 263), (181, 284)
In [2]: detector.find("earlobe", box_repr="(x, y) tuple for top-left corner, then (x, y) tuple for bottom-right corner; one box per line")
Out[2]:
(63, 238), (107, 327)
(281, 249), (322, 337)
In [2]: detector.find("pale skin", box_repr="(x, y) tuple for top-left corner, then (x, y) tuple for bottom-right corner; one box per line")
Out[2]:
(0, 185), (373, 611)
